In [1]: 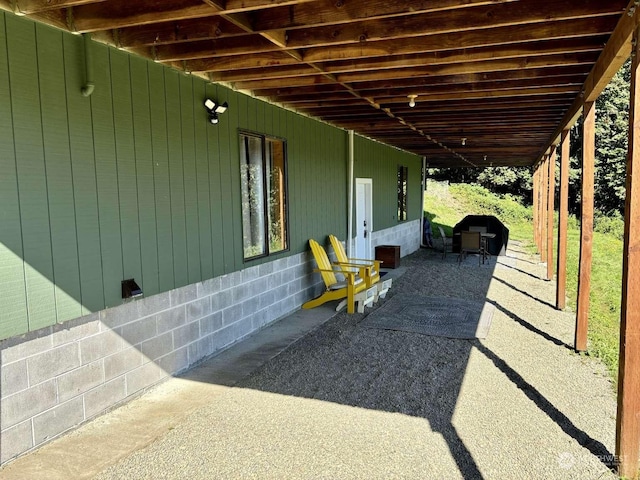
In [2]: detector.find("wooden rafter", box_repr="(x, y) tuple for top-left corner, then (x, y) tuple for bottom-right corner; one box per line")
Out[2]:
(0, 0), (631, 166)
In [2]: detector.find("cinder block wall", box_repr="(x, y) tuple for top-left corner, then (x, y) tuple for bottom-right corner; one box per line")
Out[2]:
(372, 220), (421, 259)
(0, 222), (416, 465)
(0, 251), (322, 464)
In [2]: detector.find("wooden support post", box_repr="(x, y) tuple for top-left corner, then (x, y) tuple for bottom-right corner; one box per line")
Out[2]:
(540, 155), (549, 263)
(616, 24), (640, 480)
(539, 163), (544, 254)
(575, 101), (595, 352)
(546, 146), (556, 281)
(533, 164), (540, 252)
(537, 163), (543, 253)
(556, 130), (570, 310)
(533, 166), (539, 250)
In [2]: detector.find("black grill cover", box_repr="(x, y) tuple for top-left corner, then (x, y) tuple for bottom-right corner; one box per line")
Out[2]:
(452, 215), (509, 255)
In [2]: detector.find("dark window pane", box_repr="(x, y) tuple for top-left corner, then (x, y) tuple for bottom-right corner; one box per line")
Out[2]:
(266, 138), (287, 253)
(397, 165), (408, 221)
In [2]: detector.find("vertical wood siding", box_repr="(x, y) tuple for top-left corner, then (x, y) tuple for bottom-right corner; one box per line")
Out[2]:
(354, 136), (422, 232)
(64, 34), (104, 315)
(204, 83), (225, 278)
(0, 14), (28, 337)
(0, 13), (420, 340)
(6, 17), (56, 331)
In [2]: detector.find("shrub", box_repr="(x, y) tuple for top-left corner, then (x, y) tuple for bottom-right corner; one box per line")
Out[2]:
(567, 215), (580, 230)
(594, 211), (624, 240)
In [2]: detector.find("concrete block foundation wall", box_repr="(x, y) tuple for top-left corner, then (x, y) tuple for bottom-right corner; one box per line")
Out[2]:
(0, 222), (416, 465)
(372, 220), (421, 259)
(0, 250), (323, 465)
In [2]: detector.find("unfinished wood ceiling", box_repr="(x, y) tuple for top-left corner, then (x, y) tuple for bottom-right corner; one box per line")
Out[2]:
(3, 0), (633, 167)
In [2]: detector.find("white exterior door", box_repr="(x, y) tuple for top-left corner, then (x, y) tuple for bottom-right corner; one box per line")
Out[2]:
(355, 178), (373, 259)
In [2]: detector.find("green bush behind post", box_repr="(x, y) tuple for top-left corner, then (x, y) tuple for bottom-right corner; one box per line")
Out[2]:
(594, 211), (625, 240)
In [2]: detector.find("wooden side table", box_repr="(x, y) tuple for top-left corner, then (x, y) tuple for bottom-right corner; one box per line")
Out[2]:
(375, 245), (400, 268)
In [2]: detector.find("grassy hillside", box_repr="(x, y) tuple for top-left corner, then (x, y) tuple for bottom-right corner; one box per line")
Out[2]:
(425, 180), (622, 380)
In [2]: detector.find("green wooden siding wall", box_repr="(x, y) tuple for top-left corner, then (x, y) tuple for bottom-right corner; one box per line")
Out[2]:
(353, 136), (422, 231)
(0, 13), (420, 341)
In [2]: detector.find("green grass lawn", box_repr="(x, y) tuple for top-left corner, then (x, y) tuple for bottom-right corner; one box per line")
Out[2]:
(566, 230), (622, 377)
(425, 180), (622, 380)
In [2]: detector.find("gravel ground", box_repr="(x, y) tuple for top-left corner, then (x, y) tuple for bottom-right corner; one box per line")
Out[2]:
(95, 244), (618, 480)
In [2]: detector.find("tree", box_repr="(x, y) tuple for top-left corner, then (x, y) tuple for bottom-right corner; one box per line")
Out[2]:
(428, 167), (479, 185)
(476, 167), (532, 198)
(571, 59), (630, 216)
(595, 60), (629, 214)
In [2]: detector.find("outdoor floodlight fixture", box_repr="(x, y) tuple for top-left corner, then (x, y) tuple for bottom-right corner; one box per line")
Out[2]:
(408, 94), (418, 108)
(204, 99), (229, 124)
(122, 278), (143, 299)
(204, 98), (229, 125)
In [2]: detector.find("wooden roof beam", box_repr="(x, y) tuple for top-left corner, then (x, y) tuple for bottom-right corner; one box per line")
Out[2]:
(102, 1), (527, 50)
(411, 135), (555, 142)
(150, 35), (280, 62)
(252, 0), (519, 32)
(370, 125), (556, 133)
(301, 17), (619, 63)
(182, 17), (612, 74)
(212, 9), (291, 51)
(184, 51), (303, 72)
(414, 115), (566, 124)
(319, 113), (566, 123)
(375, 86), (580, 104)
(408, 132), (556, 139)
(0, 1), (68, 29)
(334, 53), (600, 84)
(11, 0), (104, 14)
(68, 1), (219, 32)
(153, 7), (616, 65)
(211, 38), (606, 84)
(65, 0), (316, 33)
(302, 96), (575, 112)
(323, 37), (608, 74)
(265, 76), (586, 102)
(344, 65), (592, 91)
(242, 64), (591, 96)
(94, 16), (248, 48)
(196, 50), (599, 80)
(284, 0), (623, 49)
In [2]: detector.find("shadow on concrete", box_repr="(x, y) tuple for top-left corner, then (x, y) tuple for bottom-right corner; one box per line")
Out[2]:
(471, 340), (615, 469)
(504, 253), (539, 265)
(491, 276), (557, 309)
(486, 300), (572, 349)
(498, 261), (546, 280)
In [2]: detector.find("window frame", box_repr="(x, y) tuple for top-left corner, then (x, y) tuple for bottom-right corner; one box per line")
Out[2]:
(239, 129), (290, 262)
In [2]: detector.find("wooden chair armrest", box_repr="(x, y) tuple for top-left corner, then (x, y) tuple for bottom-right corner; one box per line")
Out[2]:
(330, 263), (369, 278)
(333, 260), (375, 271)
(313, 267), (359, 282)
(346, 257), (380, 265)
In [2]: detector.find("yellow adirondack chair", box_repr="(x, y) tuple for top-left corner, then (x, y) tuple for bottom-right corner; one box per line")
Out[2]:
(303, 239), (376, 314)
(328, 234), (392, 300)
